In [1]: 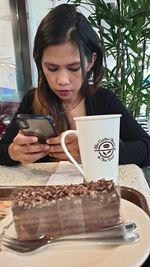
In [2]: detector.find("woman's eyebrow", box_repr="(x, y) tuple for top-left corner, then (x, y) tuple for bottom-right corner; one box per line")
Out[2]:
(67, 62), (81, 66)
(43, 61), (81, 67)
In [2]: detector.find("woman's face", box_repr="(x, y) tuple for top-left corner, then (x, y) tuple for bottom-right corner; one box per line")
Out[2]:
(42, 41), (93, 105)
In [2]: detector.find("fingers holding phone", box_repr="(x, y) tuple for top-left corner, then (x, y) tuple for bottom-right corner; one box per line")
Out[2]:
(8, 113), (58, 164)
(9, 114), (80, 163)
(8, 130), (50, 164)
(47, 134), (81, 162)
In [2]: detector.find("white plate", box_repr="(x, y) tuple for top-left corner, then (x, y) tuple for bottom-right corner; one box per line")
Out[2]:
(0, 199), (150, 267)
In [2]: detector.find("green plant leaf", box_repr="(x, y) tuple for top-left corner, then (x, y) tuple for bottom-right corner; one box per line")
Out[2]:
(69, 0), (150, 117)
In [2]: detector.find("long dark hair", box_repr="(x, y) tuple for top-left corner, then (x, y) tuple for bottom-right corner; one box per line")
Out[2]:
(33, 3), (103, 133)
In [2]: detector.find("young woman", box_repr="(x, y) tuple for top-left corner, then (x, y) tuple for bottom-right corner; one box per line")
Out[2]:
(0, 3), (150, 167)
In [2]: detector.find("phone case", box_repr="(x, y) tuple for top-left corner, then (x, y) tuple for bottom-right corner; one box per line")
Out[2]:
(16, 114), (57, 143)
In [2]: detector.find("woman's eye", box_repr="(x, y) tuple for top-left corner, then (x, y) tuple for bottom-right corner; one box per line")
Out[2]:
(48, 68), (57, 72)
(69, 66), (81, 72)
(46, 65), (81, 72)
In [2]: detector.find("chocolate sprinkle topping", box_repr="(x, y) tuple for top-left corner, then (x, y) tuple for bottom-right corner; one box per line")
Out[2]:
(12, 179), (116, 209)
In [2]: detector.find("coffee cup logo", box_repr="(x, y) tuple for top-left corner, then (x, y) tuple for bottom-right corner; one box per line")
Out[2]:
(94, 138), (116, 161)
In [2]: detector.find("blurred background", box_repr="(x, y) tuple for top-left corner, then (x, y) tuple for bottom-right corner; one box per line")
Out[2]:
(0, 0), (150, 138)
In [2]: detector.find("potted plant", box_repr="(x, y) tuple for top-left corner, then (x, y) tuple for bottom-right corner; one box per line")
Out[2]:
(68, 0), (150, 118)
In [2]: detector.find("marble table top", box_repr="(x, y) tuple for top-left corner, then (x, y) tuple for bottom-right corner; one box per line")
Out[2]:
(0, 161), (150, 208)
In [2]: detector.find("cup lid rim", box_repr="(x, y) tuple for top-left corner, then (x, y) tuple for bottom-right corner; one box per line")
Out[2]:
(74, 114), (122, 121)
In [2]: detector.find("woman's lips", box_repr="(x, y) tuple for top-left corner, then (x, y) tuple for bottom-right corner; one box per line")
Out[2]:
(57, 90), (71, 97)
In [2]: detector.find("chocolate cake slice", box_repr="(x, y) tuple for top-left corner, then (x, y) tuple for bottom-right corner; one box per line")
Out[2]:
(12, 179), (122, 240)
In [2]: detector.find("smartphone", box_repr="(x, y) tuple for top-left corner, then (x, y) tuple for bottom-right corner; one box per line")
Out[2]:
(16, 114), (58, 143)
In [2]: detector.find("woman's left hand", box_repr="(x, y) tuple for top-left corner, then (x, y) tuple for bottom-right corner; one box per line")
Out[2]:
(46, 134), (81, 162)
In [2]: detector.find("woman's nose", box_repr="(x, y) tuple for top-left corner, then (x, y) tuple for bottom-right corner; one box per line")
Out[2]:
(57, 70), (70, 85)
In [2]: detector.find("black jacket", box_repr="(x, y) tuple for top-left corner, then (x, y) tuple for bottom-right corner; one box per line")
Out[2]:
(0, 88), (150, 167)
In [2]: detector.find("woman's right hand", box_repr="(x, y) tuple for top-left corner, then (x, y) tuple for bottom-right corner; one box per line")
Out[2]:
(8, 131), (50, 164)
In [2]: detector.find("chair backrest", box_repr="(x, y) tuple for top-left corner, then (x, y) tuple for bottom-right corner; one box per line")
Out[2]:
(136, 116), (149, 133)
(0, 101), (20, 139)
(147, 121), (150, 135)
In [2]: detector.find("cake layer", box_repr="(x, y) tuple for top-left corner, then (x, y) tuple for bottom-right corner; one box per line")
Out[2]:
(12, 180), (122, 240)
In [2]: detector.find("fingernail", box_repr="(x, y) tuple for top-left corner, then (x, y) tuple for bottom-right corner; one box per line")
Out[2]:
(32, 137), (38, 142)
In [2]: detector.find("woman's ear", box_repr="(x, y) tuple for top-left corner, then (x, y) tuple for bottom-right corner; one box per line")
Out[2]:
(87, 52), (97, 71)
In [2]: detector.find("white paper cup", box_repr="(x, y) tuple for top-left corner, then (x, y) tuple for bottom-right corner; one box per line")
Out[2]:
(61, 114), (121, 183)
